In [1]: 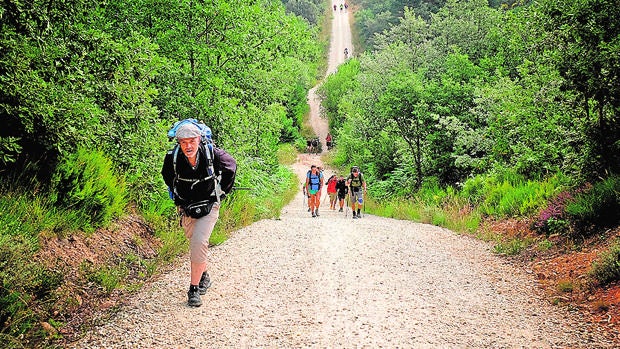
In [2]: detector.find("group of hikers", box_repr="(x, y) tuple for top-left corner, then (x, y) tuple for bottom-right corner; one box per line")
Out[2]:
(304, 164), (367, 219)
(333, 2), (348, 11)
(307, 133), (334, 153)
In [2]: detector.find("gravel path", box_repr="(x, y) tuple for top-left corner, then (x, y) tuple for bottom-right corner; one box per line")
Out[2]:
(69, 155), (613, 348)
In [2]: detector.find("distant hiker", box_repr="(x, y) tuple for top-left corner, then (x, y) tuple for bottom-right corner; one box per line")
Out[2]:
(162, 122), (237, 307)
(326, 133), (333, 150)
(346, 166), (366, 219)
(344, 47), (349, 58)
(333, 4), (336, 10)
(311, 138), (319, 153)
(336, 175), (348, 212)
(326, 174), (338, 210)
(305, 165), (323, 217)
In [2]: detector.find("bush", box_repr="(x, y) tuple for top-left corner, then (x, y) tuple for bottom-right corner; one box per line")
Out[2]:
(51, 147), (128, 232)
(590, 240), (620, 286)
(565, 175), (620, 235)
(532, 191), (574, 236)
(0, 234), (63, 342)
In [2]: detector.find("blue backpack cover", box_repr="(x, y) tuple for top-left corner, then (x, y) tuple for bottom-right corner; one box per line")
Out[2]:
(167, 118), (213, 146)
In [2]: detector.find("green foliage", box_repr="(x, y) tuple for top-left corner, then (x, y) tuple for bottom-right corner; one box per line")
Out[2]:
(565, 175), (620, 234)
(589, 240), (620, 286)
(354, 1), (446, 50)
(0, 234), (63, 342)
(84, 263), (129, 294)
(317, 58), (360, 131)
(493, 237), (531, 256)
(283, 0), (323, 25)
(537, 0), (620, 175)
(51, 148), (128, 231)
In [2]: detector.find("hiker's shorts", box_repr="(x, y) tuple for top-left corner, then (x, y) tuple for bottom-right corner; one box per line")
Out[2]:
(328, 192), (336, 202)
(181, 202), (220, 264)
(350, 189), (363, 204)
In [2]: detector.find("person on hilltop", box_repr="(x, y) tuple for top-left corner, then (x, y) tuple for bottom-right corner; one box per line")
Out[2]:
(305, 165), (324, 217)
(346, 166), (366, 219)
(335, 175), (348, 212)
(161, 122), (237, 307)
(326, 174), (338, 210)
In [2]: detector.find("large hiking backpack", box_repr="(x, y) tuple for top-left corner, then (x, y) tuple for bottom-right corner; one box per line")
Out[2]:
(306, 169), (322, 191)
(167, 118), (223, 203)
(348, 166), (364, 190)
(167, 118), (213, 146)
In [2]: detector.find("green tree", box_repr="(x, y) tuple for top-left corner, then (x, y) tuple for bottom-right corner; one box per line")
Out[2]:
(537, 0), (620, 175)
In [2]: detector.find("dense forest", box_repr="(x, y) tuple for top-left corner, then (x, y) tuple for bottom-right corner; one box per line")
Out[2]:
(1, 0), (620, 347)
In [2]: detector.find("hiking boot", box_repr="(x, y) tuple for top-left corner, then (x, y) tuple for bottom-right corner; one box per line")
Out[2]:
(308, 207), (311, 212)
(198, 272), (212, 295)
(315, 209), (320, 216)
(312, 211), (316, 217)
(352, 212), (357, 219)
(339, 207), (343, 212)
(187, 286), (202, 307)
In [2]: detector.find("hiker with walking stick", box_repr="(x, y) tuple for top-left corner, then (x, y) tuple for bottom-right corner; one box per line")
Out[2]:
(346, 166), (366, 219)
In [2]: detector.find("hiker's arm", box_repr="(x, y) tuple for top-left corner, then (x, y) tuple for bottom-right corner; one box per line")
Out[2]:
(214, 148), (237, 194)
(161, 152), (175, 189)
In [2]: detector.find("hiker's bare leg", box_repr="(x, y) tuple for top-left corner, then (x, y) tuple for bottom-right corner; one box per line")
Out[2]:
(191, 262), (207, 285)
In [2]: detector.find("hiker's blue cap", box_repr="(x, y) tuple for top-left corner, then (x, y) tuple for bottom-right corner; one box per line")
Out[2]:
(176, 124), (201, 139)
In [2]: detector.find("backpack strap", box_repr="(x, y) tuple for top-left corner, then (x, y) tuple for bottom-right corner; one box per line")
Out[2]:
(172, 144), (222, 203)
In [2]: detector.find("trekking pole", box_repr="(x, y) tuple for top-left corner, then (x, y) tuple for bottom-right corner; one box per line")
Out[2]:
(232, 187), (253, 191)
(362, 190), (366, 218)
(345, 194), (349, 218)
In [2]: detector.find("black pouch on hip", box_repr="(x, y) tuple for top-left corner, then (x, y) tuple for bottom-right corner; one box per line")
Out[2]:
(183, 200), (215, 219)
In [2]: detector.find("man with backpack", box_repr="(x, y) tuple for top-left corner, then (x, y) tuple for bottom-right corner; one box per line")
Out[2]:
(346, 166), (366, 219)
(161, 122), (237, 307)
(335, 175), (348, 212)
(305, 165), (323, 217)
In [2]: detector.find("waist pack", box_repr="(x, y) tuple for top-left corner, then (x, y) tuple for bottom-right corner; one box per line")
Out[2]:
(183, 200), (215, 219)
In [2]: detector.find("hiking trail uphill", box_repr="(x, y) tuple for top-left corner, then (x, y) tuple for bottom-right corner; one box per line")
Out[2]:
(69, 4), (614, 348)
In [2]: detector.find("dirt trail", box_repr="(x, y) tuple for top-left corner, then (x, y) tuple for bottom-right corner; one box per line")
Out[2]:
(309, 3), (352, 152)
(68, 4), (614, 349)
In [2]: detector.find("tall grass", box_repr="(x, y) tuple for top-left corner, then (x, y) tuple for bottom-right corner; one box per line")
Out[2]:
(365, 172), (571, 240)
